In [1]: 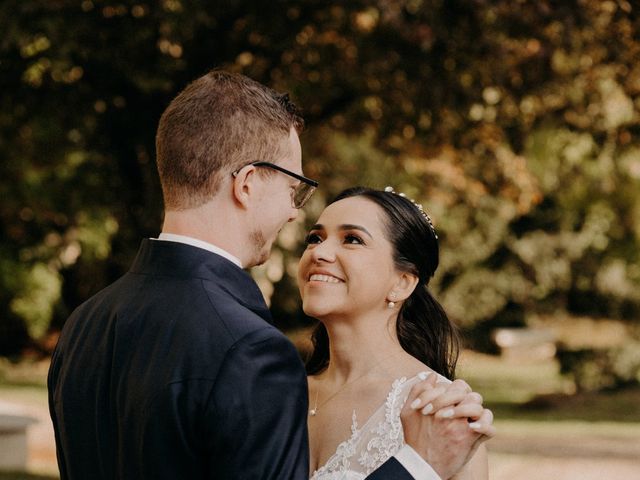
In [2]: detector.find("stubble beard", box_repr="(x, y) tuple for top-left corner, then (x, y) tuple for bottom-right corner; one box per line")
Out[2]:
(249, 228), (271, 267)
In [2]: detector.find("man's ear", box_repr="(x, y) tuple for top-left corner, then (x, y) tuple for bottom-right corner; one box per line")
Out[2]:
(231, 165), (258, 209)
(388, 272), (419, 303)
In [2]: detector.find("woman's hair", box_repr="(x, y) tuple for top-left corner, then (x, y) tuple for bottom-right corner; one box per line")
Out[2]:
(305, 187), (460, 379)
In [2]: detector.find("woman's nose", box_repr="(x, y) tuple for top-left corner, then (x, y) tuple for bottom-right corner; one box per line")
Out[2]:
(310, 239), (336, 263)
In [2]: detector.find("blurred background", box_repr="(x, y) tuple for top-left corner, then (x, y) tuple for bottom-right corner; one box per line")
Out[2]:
(1, 0), (639, 478)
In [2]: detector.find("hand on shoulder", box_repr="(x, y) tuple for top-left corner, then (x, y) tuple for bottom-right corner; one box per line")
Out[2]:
(399, 373), (495, 479)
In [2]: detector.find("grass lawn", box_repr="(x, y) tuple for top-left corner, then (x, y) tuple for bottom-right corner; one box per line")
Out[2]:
(457, 350), (640, 424)
(0, 358), (55, 478)
(0, 358), (48, 389)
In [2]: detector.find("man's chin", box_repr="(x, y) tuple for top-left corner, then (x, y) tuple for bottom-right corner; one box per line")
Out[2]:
(247, 229), (275, 267)
(250, 243), (273, 267)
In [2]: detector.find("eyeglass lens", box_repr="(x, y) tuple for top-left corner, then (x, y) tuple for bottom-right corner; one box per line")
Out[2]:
(293, 183), (316, 208)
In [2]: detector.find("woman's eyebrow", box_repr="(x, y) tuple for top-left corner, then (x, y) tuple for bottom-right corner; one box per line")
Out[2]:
(338, 224), (373, 239)
(309, 223), (373, 239)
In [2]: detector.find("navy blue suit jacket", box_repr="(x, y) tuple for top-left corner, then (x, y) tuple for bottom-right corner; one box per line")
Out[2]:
(48, 239), (414, 479)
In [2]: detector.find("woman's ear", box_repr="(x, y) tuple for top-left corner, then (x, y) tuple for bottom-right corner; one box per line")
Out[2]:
(388, 272), (419, 302)
(231, 165), (257, 209)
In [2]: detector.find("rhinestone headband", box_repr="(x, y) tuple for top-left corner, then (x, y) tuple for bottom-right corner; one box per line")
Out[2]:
(384, 186), (438, 239)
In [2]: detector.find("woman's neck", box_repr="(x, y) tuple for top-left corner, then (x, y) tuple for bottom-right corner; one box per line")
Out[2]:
(319, 311), (409, 384)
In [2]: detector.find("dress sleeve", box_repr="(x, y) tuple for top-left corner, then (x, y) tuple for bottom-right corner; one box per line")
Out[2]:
(204, 327), (310, 480)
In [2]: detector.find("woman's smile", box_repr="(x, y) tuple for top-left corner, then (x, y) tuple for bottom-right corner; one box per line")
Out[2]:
(309, 274), (343, 284)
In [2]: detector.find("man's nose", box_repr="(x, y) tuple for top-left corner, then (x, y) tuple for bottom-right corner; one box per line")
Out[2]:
(288, 207), (299, 222)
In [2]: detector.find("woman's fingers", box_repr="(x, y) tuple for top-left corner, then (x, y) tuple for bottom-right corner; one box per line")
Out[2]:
(403, 372), (438, 413)
(460, 391), (483, 406)
(406, 371), (438, 398)
(408, 378), (477, 414)
(468, 408), (496, 437)
(450, 379), (472, 394)
(404, 374), (488, 428)
(435, 402), (484, 420)
(433, 390), (484, 420)
(407, 385), (445, 414)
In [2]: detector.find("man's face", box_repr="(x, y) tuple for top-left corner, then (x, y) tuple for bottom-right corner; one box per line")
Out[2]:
(248, 127), (303, 266)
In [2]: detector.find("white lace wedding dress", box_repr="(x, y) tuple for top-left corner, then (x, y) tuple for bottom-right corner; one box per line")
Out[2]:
(310, 373), (449, 480)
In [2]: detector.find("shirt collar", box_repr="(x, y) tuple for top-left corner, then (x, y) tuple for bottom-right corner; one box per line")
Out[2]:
(156, 233), (243, 268)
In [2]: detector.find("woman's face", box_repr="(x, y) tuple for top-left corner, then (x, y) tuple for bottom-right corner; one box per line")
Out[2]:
(298, 196), (401, 320)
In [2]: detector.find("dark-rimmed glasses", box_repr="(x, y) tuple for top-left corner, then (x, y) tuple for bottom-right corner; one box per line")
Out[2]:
(232, 161), (318, 209)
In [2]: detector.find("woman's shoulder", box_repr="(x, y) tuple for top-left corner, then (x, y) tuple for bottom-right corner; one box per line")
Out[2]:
(389, 368), (452, 398)
(388, 354), (452, 386)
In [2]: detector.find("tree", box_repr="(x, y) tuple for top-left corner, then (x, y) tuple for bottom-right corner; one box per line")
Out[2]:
(1, 0), (639, 357)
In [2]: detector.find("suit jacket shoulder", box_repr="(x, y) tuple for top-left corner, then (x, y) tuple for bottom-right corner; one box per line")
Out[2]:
(49, 239), (310, 479)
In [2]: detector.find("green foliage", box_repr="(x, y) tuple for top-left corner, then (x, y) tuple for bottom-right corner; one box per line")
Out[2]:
(9, 264), (61, 339)
(1, 0), (640, 370)
(557, 342), (640, 392)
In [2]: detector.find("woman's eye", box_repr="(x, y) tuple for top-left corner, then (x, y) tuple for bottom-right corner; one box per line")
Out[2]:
(305, 233), (322, 244)
(344, 234), (364, 245)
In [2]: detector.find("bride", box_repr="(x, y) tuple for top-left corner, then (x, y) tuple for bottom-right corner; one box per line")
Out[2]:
(298, 187), (493, 479)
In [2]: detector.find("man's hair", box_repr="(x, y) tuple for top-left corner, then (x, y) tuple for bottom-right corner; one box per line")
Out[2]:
(155, 70), (304, 210)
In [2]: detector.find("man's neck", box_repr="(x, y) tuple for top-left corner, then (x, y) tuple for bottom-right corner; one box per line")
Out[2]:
(156, 233), (243, 268)
(161, 202), (251, 266)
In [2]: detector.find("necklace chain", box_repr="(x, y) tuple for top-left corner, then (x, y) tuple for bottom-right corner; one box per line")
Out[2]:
(309, 360), (386, 417)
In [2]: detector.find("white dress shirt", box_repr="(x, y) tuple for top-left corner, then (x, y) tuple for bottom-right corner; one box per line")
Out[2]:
(156, 233), (243, 268)
(395, 445), (442, 480)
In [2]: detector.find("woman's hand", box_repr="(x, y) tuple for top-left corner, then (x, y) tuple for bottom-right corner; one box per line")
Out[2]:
(407, 374), (494, 436)
(399, 373), (495, 479)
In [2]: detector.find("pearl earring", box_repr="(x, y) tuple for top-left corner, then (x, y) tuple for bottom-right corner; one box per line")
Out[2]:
(387, 292), (396, 309)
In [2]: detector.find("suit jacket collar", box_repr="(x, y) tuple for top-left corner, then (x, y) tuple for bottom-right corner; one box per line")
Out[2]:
(130, 239), (272, 322)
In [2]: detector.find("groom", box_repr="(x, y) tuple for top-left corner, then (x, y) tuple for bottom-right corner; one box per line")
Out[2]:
(49, 70), (486, 479)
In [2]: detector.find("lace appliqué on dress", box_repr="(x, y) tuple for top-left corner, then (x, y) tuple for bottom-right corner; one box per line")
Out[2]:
(357, 377), (406, 475)
(311, 410), (360, 479)
(310, 376), (414, 480)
